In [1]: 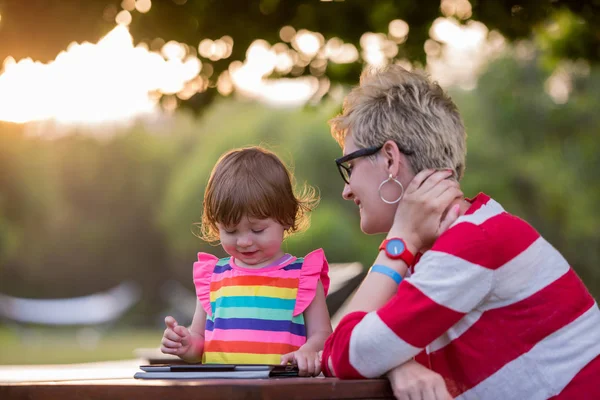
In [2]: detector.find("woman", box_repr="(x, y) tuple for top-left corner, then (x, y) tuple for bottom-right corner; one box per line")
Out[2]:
(321, 65), (600, 400)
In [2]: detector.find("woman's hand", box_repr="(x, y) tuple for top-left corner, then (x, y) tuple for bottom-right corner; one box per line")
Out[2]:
(387, 360), (453, 400)
(160, 315), (193, 357)
(281, 348), (322, 377)
(389, 169), (462, 251)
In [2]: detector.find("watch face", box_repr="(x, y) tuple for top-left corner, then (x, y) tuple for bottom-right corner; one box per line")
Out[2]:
(386, 239), (405, 256)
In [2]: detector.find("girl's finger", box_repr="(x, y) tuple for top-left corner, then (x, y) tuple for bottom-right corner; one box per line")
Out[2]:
(164, 316), (178, 328)
(280, 352), (295, 365)
(161, 338), (182, 349)
(296, 354), (308, 377)
(174, 325), (190, 338)
(163, 330), (183, 342)
(304, 355), (315, 377)
(180, 334), (191, 348)
(161, 346), (181, 355)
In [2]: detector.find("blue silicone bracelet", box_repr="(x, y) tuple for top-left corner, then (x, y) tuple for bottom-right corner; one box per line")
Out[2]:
(370, 264), (403, 285)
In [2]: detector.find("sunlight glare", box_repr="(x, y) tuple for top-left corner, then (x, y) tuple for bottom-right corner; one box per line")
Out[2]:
(389, 19), (409, 43)
(135, 0), (152, 14)
(162, 40), (187, 61)
(360, 32), (397, 67)
(115, 10), (132, 26)
(0, 25), (203, 125)
(440, 0), (472, 20)
(427, 17), (505, 89)
(121, 0), (135, 11)
(293, 30), (323, 58)
(230, 40), (319, 107)
(325, 39), (359, 64)
(279, 26), (296, 43)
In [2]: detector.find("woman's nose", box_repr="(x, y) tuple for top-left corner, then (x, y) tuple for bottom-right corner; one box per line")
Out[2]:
(342, 183), (353, 200)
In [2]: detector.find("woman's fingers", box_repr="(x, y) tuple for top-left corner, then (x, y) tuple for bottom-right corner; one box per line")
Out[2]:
(406, 169), (437, 193)
(433, 186), (462, 213)
(434, 385), (454, 400)
(313, 355), (322, 376)
(439, 204), (461, 234)
(429, 187), (462, 217)
(426, 178), (460, 200)
(416, 170), (454, 195)
(327, 355), (336, 376)
(422, 385), (437, 400)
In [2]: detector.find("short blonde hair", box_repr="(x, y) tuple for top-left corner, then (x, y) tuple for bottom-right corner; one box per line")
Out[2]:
(330, 65), (467, 180)
(200, 147), (319, 243)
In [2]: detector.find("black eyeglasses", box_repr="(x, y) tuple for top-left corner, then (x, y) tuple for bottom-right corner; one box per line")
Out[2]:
(335, 145), (382, 185)
(335, 144), (414, 184)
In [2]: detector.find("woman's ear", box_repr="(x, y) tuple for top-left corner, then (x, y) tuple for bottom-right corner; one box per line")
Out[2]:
(381, 140), (405, 177)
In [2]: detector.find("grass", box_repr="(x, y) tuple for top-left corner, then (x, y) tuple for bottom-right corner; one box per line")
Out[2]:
(0, 325), (161, 365)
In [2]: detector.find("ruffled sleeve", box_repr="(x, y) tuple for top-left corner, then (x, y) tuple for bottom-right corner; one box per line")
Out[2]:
(293, 248), (330, 316)
(193, 252), (218, 317)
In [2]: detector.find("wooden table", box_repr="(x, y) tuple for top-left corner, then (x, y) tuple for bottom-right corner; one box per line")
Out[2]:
(0, 360), (394, 399)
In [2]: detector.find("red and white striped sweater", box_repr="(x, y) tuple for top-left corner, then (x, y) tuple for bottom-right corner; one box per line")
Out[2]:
(323, 193), (600, 399)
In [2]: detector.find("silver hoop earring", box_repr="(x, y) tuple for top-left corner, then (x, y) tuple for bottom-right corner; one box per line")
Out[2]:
(378, 174), (404, 204)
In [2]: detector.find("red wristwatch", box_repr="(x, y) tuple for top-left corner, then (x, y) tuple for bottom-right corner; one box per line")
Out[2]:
(379, 238), (415, 266)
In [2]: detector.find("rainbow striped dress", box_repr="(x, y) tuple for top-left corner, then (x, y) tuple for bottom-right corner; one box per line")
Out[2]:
(193, 248), (330, 365)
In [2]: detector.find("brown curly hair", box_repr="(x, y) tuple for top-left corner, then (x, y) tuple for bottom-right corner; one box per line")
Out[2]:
(200, 146), (319, 243)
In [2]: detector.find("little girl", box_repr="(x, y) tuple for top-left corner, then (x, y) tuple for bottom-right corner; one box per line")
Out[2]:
(161, 146), (332, 377)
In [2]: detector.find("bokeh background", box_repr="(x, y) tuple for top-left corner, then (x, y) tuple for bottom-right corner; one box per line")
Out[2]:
(0, 0), (599, 364)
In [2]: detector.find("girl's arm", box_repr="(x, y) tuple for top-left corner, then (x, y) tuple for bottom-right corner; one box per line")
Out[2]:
(281, 280), (332, 376)
(301, 280), (333, 352)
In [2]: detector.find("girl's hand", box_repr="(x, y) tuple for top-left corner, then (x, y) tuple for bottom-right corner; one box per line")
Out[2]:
(160, 315), (192, 356)
(281, 349), (322, 377)
(387, 360), (453, 400)
(389, 169), (462, 252)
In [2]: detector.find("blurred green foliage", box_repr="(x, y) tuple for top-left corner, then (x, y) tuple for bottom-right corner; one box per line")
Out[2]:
(0, 49), (599, 327)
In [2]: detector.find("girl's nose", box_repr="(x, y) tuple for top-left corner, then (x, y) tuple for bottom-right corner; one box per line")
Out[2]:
(237, 235), (252, 247)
